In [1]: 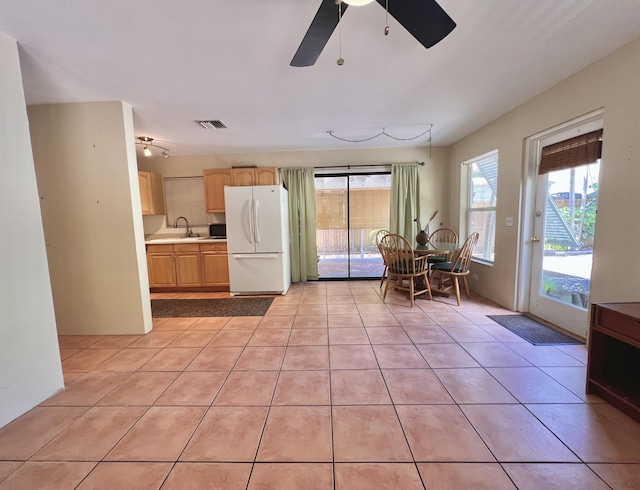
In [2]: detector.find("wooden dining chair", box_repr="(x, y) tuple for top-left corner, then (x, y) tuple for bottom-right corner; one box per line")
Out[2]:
(429, 232), (479, 306)
(426, 228), (459, 274)
(380, 233), (432, 307)
(374, 229), (390, 289)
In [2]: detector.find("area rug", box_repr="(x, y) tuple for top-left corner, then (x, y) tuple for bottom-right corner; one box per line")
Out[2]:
(487, 314), (584, 346)
(151, 298), (274, 317)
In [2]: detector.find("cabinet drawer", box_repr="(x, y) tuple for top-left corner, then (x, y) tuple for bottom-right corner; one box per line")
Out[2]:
(147, 244), (174, 253)
(595, 307), (640, 343)
(174, 243), (200, 252)
(200, 243), (228, 252)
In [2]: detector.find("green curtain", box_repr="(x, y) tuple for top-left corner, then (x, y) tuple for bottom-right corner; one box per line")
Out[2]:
(280, 168), (319, 282)
(390, 163), (421, 241)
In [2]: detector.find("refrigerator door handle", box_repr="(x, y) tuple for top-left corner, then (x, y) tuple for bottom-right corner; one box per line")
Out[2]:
(247, 198), (255, 244)
(254, 198), (261, 243)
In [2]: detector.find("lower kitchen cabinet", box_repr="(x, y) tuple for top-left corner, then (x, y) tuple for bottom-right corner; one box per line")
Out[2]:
(146, 242), (229, 291)
(174, 244), (202, 287)
(201, 242), (229, 287)
(147, 245), (176, 287)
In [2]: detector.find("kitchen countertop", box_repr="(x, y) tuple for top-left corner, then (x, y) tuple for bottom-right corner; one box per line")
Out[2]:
(145, 235), (227, 244)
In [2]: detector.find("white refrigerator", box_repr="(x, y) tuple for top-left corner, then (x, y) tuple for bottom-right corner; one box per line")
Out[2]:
(224, 185), (291, 295)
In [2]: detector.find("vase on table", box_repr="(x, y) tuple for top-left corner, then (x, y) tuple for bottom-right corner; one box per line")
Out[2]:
(416, 228), (428, 245)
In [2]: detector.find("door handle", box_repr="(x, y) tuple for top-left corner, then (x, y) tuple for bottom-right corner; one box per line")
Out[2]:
(531, 237), (540, 243)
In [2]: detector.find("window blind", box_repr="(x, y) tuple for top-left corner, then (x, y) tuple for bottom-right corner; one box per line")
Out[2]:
(539, 129), (603, 175)
(163, 177), (208, 227)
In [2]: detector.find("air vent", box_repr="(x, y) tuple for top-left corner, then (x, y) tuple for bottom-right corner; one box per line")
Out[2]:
(198, 120), (227, 129)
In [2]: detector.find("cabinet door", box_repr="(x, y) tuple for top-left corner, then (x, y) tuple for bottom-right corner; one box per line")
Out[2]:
(139, 171), (153, 215)
(255, 167), (278, 185)
(147, 253), (176, 287)
(203, 169), (232, 213)
(232, 167), (256, 186)
(139, 171), (165, 215)
(175, 253), (202, 287)
(202, 253), (230, 286)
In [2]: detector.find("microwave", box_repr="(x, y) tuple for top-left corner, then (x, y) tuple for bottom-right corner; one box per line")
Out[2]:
(209, 223), (227, 238)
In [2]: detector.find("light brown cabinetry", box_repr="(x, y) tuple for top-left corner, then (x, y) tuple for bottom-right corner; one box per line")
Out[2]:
(203, 167), (278, 213)
(587, 302), (640, 422)
(203, 169), (232, 213)
(138, 171), (165, 215)
(255, 167), (278, 185)
(146, 242), (229, 291)
(146, 245), (176, 287)
(231, 167), (257, 186)
(174, 244), (202, 287)
(200, 242), (229, 287)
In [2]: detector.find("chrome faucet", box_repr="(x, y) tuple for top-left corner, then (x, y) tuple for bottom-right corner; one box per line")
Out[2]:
(174, 216), (192, 237)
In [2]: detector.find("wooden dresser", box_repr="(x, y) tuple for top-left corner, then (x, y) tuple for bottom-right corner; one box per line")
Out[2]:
(587, 302), (640, 422)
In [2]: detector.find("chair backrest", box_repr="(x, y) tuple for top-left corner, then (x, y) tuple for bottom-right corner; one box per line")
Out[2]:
(428, 228), (458, 247)
(374, 229), (390, 253)
(380, 233), (425, 274)
(449, 232), (480, 273)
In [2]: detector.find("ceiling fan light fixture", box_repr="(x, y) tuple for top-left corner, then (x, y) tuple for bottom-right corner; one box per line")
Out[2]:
(342, 0), (374, 5)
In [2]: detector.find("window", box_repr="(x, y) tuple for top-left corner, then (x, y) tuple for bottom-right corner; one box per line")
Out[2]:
(163, 176), (208, 227)
(465, 150), (498, 263)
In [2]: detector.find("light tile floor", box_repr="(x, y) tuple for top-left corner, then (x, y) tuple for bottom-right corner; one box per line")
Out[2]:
(1, 281), (640, 489)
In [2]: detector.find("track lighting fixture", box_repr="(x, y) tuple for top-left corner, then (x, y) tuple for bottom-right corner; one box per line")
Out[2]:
(136, 136), (170, 158)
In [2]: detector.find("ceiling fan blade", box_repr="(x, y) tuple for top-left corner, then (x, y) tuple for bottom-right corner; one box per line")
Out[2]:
(376, 0), (456, 49)
(290, 0), (348, 67)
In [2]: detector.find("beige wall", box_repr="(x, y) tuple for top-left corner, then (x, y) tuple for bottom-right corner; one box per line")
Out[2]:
(0, 33), (63, 427)
(29, 101), (152, 335)
(450, 36), (640, 309)
(139, 146), (452, 237)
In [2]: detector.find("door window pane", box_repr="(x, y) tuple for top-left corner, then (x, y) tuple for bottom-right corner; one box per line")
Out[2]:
(541, 162), (599, 308)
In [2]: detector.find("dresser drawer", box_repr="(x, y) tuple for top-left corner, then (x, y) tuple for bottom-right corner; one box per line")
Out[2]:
(595, 306), (640, 344)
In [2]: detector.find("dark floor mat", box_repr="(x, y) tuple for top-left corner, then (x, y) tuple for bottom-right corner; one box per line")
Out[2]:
(151, 297), (274, 317)
(487, 314), (584, 346)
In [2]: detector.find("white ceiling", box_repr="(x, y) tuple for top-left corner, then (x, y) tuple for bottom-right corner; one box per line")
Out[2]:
(2, 0), (640, 156)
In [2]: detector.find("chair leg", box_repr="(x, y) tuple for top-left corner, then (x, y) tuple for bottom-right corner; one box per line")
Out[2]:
(379, 265), (387, 289)
(462, 275), (471, 298)
(409, 275), (415, 307)
(452, 276), (461, 306)
(382, 274), (393, 300)
(424, 273), (432, 301)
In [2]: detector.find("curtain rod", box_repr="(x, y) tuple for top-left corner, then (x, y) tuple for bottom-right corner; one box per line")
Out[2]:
(313, 161), (425, 170)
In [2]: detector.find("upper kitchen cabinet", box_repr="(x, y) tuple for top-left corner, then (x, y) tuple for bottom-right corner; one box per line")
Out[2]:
(204, 167), (278, 213)
(231, 167), (278, 186)
(138, 171), (165, 215)
(255, 167), (279, 185)
(204, 168), (232, 213)
(231, 167), (256, 186)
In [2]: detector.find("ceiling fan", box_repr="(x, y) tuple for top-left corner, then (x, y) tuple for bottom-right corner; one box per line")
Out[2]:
(291, 0), (456, 67)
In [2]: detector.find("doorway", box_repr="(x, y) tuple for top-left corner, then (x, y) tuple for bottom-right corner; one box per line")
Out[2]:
(315, 173), (391, 279)
(520, 111), (603, 338)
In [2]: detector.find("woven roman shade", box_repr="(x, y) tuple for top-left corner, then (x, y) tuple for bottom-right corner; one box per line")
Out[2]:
(539, 129), (603, 175)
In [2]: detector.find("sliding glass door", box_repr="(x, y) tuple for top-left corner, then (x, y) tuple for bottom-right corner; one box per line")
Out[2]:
(315, 173), (391, 279)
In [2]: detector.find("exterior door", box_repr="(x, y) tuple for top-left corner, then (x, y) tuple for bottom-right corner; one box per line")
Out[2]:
(315, 173), (390, 279)
(526, 116), (603, 338)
